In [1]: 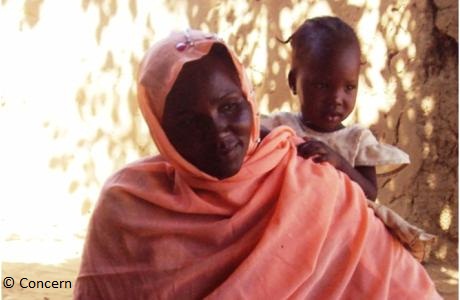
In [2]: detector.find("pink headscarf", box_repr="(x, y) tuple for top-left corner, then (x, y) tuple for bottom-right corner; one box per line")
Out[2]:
(137, 29), (261, 182)
(75, 30), (440, 299)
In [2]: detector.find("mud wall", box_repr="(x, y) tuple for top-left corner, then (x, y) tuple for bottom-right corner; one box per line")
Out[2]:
(1, 0), (456, 270)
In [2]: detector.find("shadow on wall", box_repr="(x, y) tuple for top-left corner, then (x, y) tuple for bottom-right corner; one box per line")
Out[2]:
(35, 0), (155, 215)
(22, 0), (44, 27)
(75, 0), (157, 213)
(368, 0), (458, 267)
(10, 0), (457, 276)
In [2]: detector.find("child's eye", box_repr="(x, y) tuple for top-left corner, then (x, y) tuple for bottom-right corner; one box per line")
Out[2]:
(345, 85), (356, 92)
(313, 82), (328, 89)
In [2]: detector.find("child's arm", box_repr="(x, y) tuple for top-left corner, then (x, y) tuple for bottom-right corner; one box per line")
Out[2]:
(297, 139), (377, 200)
(354, 166), (377, 200)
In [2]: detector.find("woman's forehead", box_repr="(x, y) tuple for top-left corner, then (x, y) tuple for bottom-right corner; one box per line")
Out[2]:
(165, 59), (242, 110)
(168, 49), (239, 90)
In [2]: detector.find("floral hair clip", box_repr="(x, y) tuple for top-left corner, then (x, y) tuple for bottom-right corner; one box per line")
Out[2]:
(175, 29), (221, 52)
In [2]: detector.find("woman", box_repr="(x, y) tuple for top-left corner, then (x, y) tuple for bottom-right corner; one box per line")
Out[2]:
(74, 30), (440, 299)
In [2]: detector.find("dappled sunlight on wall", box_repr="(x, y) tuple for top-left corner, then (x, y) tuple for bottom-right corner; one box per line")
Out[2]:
(0, 2), (456, 291)
(357, 0), (458, 275)
(0, 0), (194, 264)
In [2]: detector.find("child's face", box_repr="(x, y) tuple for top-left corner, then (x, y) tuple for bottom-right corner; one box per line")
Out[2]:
(162, 55), (253, 179)
(290, 44), (360, 132)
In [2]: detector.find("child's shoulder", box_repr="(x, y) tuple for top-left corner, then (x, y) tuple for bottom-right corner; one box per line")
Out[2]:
(313, 123), (371, 140)
(345, 123), (370, 134)
(340, 124), (377, 141)
(350, 124), (411, 169)
(261, 111), (299, 121)
(261, 111), (302, 129)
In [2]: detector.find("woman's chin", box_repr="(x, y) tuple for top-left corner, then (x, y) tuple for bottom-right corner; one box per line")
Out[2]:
(207, 160), (243, 180)
(214, 166), (240, 179)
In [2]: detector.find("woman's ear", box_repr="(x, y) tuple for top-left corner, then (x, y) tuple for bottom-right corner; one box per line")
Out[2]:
(288, 70), (296, 95)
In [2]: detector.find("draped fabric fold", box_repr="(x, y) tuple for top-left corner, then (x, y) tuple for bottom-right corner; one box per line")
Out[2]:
(75, 30), (440, 299)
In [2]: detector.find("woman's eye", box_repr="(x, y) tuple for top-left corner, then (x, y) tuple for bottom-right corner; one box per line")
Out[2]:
(179, 116), (196, 126)
(220, 102), (240, 114)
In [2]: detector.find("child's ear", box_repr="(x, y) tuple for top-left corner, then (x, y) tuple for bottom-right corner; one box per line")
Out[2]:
(288, 70), (296, 95)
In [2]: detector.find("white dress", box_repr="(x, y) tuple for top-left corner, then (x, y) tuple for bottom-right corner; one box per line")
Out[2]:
(261, 112), (410, 171)
(261, 112), (435, 262)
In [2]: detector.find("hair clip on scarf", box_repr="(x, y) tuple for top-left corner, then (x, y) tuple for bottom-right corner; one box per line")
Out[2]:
(175, 29), (221, 52)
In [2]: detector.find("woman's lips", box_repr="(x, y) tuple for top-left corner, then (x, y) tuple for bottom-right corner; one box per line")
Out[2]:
(217, 141), (240, 159)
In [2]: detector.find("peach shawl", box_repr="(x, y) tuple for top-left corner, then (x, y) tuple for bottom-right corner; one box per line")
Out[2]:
(74, 30), (440, 299)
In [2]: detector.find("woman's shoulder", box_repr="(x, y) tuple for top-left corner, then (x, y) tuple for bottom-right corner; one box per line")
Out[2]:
(98, 155), (172, 204)
(89, 155), (174, 225)
(104, 155), (168, 185)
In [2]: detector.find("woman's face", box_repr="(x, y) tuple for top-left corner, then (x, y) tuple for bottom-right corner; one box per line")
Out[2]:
(161, 54), (253, 179)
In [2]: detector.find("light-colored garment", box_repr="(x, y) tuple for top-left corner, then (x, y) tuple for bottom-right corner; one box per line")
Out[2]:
(262, 111), (436, 262)
(261, 112), (410, 170)
(368, 201), (437, 262)
(74, 30), (440, 299)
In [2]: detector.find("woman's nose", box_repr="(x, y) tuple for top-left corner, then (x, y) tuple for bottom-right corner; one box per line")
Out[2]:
(212, 114), (229, 134)
(200, 113), (228, 141)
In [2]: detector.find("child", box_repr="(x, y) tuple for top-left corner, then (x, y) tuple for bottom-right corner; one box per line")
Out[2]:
(261, 16), (436, 261)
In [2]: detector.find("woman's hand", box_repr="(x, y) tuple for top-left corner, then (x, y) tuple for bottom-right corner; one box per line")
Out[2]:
(297, 139), (345, 169)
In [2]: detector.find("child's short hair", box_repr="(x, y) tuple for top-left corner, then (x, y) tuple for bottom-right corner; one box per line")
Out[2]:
(285, 16), (360, 65)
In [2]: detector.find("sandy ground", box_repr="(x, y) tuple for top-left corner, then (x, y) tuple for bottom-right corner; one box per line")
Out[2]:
(424, 262), (458, 299)
(1, 238), (457, 299)
(2, 260), (79, 300)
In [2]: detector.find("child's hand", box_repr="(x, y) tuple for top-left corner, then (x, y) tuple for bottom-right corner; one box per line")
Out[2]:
(297, 139), (344, 169)
(297, 138), (378, 200)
